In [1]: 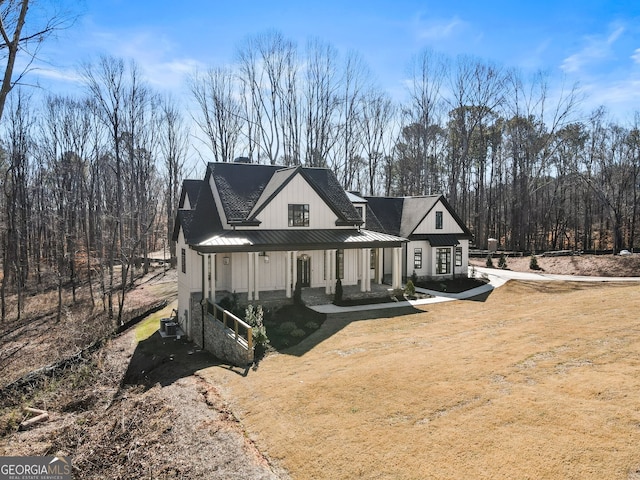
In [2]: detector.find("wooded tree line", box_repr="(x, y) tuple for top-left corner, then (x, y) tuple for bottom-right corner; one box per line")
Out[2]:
(189, 32), (640, 255)
(0, 57), (188, 323)
(1, 27), (639, 321)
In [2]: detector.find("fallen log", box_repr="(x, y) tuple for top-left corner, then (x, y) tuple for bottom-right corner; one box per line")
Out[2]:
(20, 407), (49, 430)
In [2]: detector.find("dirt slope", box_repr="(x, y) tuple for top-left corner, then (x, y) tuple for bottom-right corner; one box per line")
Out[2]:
(471, 253), (640, 277)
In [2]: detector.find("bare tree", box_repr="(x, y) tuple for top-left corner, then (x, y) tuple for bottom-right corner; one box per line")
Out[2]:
(359, 89), (395, 195)
(160, 95), (187, 264)
(0, 0), (74, 121)
(303, 38), (339, 167)
(190, 67), (241, 162)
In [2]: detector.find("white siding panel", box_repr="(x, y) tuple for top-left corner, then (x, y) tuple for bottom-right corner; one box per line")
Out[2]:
(254, 174), (339, 229)
(413, 200), (465, 234)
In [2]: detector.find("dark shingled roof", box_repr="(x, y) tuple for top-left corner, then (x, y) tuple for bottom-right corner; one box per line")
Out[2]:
(366, 194), (473, 239)
(207, 162), (362, 226)
(209, 162), (278, 223)
(173, 180), (224, 243)
(364, 203), (385, 233)
(178, 179), (204, 210)
(365, 197), (405, 236)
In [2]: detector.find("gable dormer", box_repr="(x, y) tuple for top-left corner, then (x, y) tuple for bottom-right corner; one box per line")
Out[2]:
(346, 191), (367, 228)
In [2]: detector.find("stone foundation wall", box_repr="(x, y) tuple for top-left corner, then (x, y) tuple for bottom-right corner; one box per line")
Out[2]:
(187, 292), (253, 367)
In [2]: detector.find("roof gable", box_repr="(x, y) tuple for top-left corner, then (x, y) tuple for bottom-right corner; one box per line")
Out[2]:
(410, 195), (472, 237)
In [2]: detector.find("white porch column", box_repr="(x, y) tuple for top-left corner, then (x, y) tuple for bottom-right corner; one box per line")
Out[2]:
(247, 252), (254, 301)
(392, 247), (402, 289)
(206, 254), (212, 301)
(329, 249), (336, 294)
(365, 248), (371, 292)
(325, 249), (331, 294)
(208, 253), (216, 302)
(292, 250), (298, 290)
(360, 248), (367, 292)
(254, 251), (260, 301)
(376, 248), (383, 284)
(285, 251), (292, 298)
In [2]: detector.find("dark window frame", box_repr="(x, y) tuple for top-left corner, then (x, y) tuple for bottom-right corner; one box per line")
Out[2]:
(181, 248), (186, 274)
(414, 248), (422, 270)
(288, 203), (309, 227)
(455, 246), (463, 267)
(436, 247), (451, 274)
(435, 211), (443, 230)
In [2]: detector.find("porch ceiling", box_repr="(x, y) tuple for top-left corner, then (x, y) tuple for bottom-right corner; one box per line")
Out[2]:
(192, 228), (406, 253)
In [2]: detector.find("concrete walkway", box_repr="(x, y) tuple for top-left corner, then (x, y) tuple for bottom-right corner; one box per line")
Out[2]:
(309, 267), (640, 316)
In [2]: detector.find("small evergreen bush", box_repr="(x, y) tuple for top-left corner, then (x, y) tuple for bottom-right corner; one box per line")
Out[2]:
(411, 270), (418, 284)
(277, 321), (296, 335)
(290, 328), (306, 338)
(293, 281), (303, 305)
(334, 278), (343, 304)
(498, 253), (507, 269)
(530, 254), (540, 270)
(404, 279), (416, 297)
(304, 321), (319, 330)
(486, 255), (494, 268)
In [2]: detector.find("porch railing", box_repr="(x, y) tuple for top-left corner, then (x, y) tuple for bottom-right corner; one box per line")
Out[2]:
(206, 299), (253, 351)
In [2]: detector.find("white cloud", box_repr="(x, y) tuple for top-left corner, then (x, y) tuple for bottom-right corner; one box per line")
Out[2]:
(632, 48), (640, 64)
(561, 25), (625, 73)
(415, 15), (466, 40)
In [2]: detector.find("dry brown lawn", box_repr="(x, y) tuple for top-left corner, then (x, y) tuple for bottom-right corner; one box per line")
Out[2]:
(202, 280), (640, 480)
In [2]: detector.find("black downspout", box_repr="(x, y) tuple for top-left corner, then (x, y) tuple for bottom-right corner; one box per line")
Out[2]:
(198, 251), (205, 350)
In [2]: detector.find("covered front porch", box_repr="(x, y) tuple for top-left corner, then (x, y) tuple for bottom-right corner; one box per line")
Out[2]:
(194, 228), (406, 306)
(214, 281), (396, 309)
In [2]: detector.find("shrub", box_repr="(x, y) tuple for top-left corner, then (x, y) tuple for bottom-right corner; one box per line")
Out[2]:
(219, 292), (241, 316)
(411, 270), (418, 284)
(290, 328), (306, 338)
(304, 321), (319, 330)
(293, 281), (303, 306)
(498, 253), (508, 269)
(530, 254), (540, 270)
(277, 321), (297, 335)
(486, 255), (494, 268)
(245, 304), (269, 349)
(334, 278), (343, 304)
(404, 279), (416, 297)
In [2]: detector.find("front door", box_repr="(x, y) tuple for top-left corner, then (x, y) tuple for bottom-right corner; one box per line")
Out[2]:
(297, 256), (311, 287)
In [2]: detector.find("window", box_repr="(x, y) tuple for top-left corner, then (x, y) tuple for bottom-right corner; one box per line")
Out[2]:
(414, 248), (422, 269)
(336, 249), (344, 279)
(288, 204), (309, 227)
(181, 248), (186, 274)
(356, 206), (364, 220)
(436, 248), (451, 274)
(435, 211), (443, 229)
(370, 249), (376, 269)
(455, 247), (463, 267)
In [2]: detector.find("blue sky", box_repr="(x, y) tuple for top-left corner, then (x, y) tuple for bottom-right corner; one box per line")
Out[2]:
(28, 0), (640, 122)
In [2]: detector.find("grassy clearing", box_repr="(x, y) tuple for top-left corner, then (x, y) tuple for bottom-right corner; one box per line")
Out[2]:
(134, 301), (177, 342)
(202, 280), (640, 479)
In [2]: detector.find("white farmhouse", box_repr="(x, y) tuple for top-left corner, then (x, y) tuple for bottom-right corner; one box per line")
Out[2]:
(173, 161), (472, 344)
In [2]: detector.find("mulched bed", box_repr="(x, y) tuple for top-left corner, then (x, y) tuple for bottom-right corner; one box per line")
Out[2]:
(416, 277), (488, 293)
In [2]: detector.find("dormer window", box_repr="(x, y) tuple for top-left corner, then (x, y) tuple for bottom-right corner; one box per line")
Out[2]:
(356, 206), (363, 220)
(288, 204), (309, 227)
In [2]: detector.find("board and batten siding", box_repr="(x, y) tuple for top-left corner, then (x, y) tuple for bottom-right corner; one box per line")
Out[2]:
(177, 228), (202, 334)
(254, 174), (340, 229)
(412, 200), (465, 235)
